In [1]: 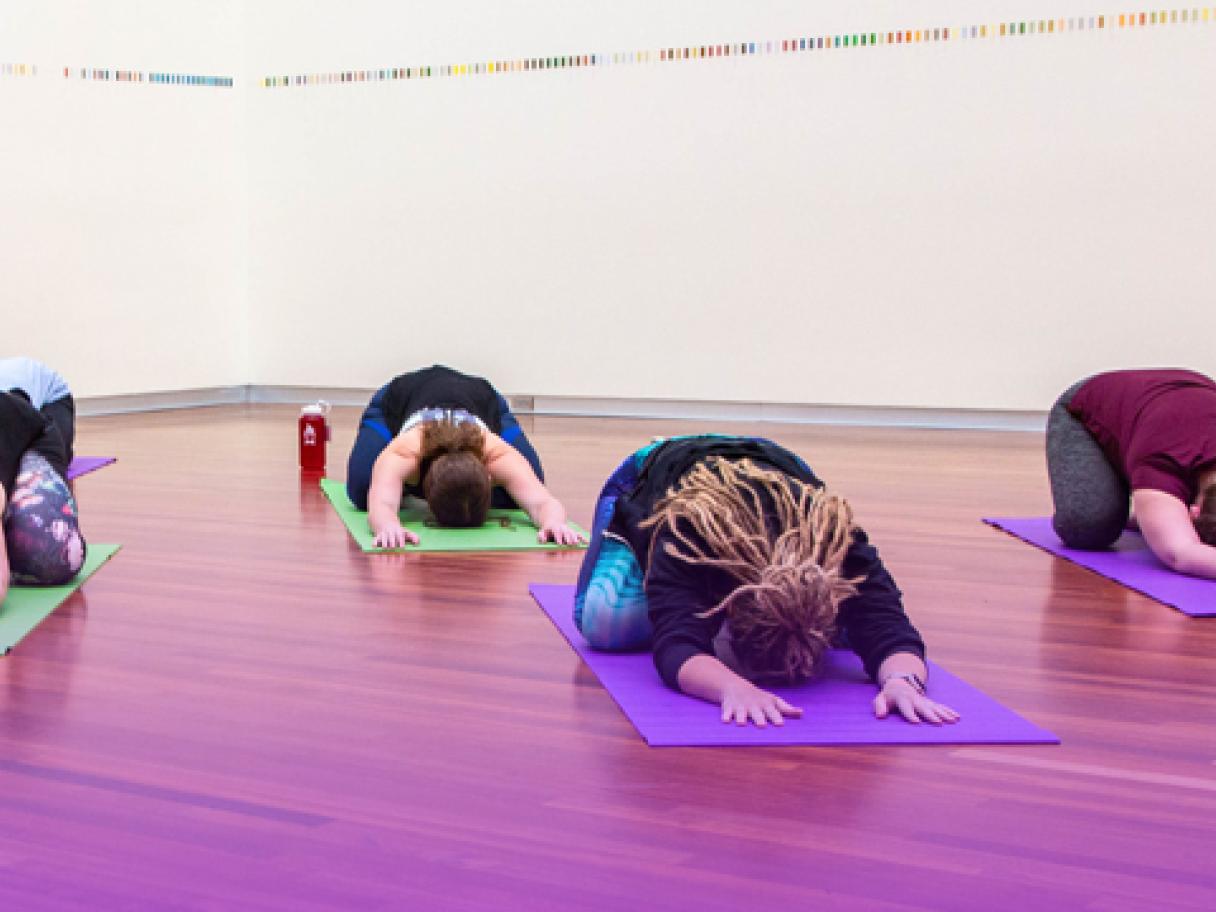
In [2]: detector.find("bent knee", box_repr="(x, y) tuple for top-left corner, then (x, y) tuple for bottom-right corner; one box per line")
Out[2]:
(1052, 513), (1123, 550)
(578, 582), (651, 651)
(6, 526), (86, 586)
(346, 481), (370, 511)
(11, 554), (85, 587)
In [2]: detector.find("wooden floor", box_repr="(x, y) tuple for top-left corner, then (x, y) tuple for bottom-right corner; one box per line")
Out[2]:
(2, 405), (1214, 911)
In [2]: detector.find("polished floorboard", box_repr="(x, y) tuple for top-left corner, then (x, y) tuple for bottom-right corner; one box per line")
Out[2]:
(2, 405), (1214, 911)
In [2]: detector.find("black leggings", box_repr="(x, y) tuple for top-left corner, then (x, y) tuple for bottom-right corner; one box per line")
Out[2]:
(41, 395), (76, 467)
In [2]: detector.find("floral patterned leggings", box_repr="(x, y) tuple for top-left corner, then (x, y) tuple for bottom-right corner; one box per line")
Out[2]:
(3, 450), (86, 586)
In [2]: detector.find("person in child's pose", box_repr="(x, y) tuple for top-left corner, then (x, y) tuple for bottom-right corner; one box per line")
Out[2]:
(349, 364), (583, 548)
(0, 358), (85, 604)
(0, 356), (75, 465)
(1047, 368), (1216, 578)
(574, 435), (959, 727)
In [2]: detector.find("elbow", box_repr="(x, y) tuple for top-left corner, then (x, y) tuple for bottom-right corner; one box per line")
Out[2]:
(1159, 545), (1210, 578)
(1153, 537), (1192, 573)
(1170, 554), (1205, 578)
(1159, 549), (1186, 573)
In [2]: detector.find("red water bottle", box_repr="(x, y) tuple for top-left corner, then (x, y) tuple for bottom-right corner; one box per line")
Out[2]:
(298, 401), (331, 471)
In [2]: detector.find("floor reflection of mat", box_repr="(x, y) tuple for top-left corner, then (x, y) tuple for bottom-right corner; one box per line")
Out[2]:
(1, 544), (121, 653)
(985, 516), (1216, 617)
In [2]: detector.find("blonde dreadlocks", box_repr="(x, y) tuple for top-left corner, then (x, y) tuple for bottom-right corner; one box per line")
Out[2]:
(639, 457), (863, 682)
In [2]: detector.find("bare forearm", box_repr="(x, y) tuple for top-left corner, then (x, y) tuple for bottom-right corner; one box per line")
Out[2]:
(676, 653), (747, 703)
(676, 652), (804, 726)
(875, 651), (928, 686)
(365, 466), (405, 533)
(367, 491), (401, 532)
(1133, 489), (1216, 579)
(1167, 542), (1216, 579)
(530, 496), (567, 530)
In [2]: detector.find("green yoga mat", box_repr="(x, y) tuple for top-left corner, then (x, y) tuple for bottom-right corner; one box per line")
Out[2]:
(1, 543), (121, 654)
(320, 478), (588, 553)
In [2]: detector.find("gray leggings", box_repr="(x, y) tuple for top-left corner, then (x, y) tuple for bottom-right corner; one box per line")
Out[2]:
(1045, 380), (1129, 550)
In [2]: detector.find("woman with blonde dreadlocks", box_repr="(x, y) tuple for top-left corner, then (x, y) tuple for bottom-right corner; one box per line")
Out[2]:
(574, 436), (959, 728)
(356, 365), (583, 547)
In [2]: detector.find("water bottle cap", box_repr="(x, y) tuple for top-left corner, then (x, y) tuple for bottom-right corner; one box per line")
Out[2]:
(301, 400), (331, 416)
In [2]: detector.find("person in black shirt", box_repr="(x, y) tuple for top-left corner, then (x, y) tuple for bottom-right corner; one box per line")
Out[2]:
(350, 365), (582, 547)
(573, 436), (958, 728)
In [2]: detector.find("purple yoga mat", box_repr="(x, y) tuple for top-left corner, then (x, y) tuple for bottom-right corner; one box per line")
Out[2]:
(529, 584), (1058, 747)
(984, 516), (1216, 618)
(66, 456), (116, 480)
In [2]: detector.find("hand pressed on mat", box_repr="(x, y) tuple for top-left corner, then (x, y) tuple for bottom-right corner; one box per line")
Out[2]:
(873, 652), (960, 725)
(537, 520), (587, 547)
(372, 520), (420, 549)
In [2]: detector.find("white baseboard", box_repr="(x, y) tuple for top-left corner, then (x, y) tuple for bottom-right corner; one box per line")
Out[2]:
(527, 395), (1046, 432)
(75, 385), (1047, 432)
(75, 386), (250, 417)
(247, 385), (375, 408)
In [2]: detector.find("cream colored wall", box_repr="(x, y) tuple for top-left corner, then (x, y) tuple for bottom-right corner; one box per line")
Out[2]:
(1, 1), (246, 397)
(243, 2), (1216, 409)
(5, 3), (1214, 410)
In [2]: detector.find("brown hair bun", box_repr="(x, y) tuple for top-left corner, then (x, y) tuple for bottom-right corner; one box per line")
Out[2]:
(419, 420), (491, 528)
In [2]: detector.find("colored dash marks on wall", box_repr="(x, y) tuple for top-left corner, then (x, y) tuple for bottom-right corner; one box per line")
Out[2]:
(1, 63), (38, 78)
(148, 73), (233, 86)
(260, 7), (1216, 89)
(62, 68), (233, 87)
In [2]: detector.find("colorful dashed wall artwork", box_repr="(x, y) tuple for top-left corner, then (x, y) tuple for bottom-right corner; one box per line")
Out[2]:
(59, 68), (233, 86)
(3, 63), (232, 85)
(258, 8), (1215, 89)
(1, 63), (38, 78)
(4, 9), (1212, 90)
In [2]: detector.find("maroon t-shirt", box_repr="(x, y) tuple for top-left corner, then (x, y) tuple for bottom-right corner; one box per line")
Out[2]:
(1068, 369), (1216, 502)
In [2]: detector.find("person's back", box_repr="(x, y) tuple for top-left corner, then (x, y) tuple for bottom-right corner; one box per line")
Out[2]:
(345, 364), (543, 512)
(382, 365), (502, 438)
(0, 357), (71, 411)
(1067, 369), (1216, 504)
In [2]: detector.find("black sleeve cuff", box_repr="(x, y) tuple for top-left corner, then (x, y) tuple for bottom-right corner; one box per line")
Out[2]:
(863, 639), (927, 682)
(654, 641), (707, 691)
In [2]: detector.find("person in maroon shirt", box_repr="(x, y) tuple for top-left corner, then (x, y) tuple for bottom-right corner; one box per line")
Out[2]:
(1046, 369), (1216, 578)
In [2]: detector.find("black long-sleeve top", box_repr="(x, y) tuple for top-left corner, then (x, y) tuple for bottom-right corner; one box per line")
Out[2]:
(607, 437), (925, 690)
(0, 391), (55, 496)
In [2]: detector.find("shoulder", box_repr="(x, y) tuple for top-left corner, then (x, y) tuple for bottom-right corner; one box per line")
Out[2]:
(482, 429), (508, 457)
(484, 431), (531, 481)
(387, 426), (423, 459)
(0, 357), (62, 387)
